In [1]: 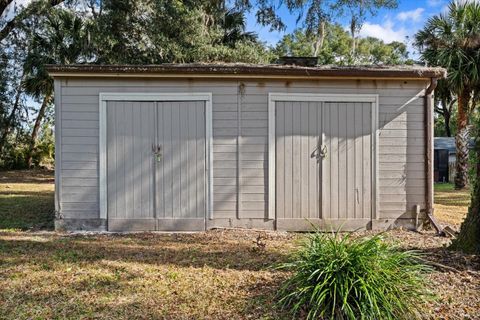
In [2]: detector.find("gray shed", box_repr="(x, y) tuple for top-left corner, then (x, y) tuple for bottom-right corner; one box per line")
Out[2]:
(46, 64), (446, 232)
(434, 137), (475, 183)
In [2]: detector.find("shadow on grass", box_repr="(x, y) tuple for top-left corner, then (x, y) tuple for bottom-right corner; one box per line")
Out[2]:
(0, 191), (54, 230)
(0, 234), (291, 271)
(415, 246), (480, 272)
(0, 232), (293, 318)
(0, 170), (55, 230)
(0, 169), (54, 184)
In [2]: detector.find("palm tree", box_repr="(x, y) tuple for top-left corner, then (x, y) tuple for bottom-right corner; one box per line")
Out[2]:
(415, 1), (480, 189)
(220, 9), (257, 47)
(23, 9), (91, 166)
(452, 106), (480, 253)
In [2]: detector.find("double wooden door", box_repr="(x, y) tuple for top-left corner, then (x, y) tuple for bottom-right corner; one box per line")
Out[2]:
(106, 100), (206, 231)
(275, 101), (373, 230)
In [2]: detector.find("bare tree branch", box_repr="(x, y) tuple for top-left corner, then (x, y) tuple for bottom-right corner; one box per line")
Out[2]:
(447, 97), (457, 113)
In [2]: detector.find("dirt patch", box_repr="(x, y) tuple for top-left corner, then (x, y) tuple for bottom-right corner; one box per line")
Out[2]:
(383, 230), (480, 319)
(0, 169), (54, 184)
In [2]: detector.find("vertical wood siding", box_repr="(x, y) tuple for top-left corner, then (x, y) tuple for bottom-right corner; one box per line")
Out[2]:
(57, 78), (428, 228)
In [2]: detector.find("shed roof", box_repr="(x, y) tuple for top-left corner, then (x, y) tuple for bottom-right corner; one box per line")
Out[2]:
(434, 137), (475, 154)
(46, 63), (447, 80)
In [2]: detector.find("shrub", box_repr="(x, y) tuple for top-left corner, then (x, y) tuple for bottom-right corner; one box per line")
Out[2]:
(0, 126), (54, 170)
(277, 231), (432, 320)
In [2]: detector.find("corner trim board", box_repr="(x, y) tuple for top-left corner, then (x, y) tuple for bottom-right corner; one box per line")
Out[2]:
(99, 95), (107, 219)
(424, 78), (437, 218)
(54, 79), (62, 214)
(98, 92), (213, 223)
(372, 95), (380, 220)
(267, 93), (379, 223)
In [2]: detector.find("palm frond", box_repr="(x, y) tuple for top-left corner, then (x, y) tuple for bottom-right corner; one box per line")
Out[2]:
(414, 0), (480, 94)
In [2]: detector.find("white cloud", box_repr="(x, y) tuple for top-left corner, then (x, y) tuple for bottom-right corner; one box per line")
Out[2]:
(396, 8), (425, 22)
(358, 20), (408, 43)
(427, 0), (443, 7)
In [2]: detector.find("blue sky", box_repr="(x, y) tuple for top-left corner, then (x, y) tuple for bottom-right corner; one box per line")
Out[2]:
(246, 0), (450, 56)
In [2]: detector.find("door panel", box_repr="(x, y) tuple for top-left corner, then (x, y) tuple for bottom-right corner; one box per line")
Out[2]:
(322, 102), (372, 221)
(155, 101), (206, 230)
(275, 101), (322, 220)
(106, 101), (156, 230)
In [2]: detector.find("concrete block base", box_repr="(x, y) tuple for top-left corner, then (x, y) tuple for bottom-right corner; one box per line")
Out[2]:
(55, 218), (107, 231)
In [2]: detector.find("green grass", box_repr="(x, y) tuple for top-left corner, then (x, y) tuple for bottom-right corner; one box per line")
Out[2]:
(434, 183), (470, 207)
(434, 183), (456, 193)
(0, 171), (470, 230)
(0, 170), (54, 230)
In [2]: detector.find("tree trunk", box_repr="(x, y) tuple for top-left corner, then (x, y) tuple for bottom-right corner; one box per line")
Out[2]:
(441, 96), (453, 137)
(26, 93), (51, 167)
(350, 20), (356, 55)
(313, 21), (325, 57)
(444, 108), (452, 137)
(0, 80), (23, 154)
(451, 136), (480, 253)
(454, 90), (470, 189)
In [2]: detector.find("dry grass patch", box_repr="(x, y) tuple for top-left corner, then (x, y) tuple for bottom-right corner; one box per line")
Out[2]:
(0, 230), (479, 319)
(434, 183), (470, 227)
(0, 230), (299, 319)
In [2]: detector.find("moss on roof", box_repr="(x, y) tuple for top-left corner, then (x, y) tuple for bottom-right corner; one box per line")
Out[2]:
(46, 63), (447, 79)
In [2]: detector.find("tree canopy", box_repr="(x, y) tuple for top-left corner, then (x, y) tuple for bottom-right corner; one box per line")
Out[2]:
(274, 24), (412, 65)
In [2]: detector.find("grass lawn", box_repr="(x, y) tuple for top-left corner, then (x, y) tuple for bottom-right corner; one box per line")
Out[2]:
(434, 183), (470, 227)
(0, 171), (479, 319)
(0, 169), (54, 230)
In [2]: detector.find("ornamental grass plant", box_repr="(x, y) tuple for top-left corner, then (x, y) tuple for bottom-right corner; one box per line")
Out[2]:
(277, 231), (432, 320)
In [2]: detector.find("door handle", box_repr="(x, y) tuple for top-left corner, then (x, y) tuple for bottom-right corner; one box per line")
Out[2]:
(152, 144), (162, 162)
(311, 145), (327, 161)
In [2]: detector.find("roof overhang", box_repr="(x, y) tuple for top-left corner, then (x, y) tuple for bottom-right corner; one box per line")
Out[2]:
(46, 63), (447, 80)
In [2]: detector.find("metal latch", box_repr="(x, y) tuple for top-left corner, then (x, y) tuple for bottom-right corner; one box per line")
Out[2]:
(319, 145), (327, 159)
(152, 144), (162, 162)
(311, 144), (328, 161)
